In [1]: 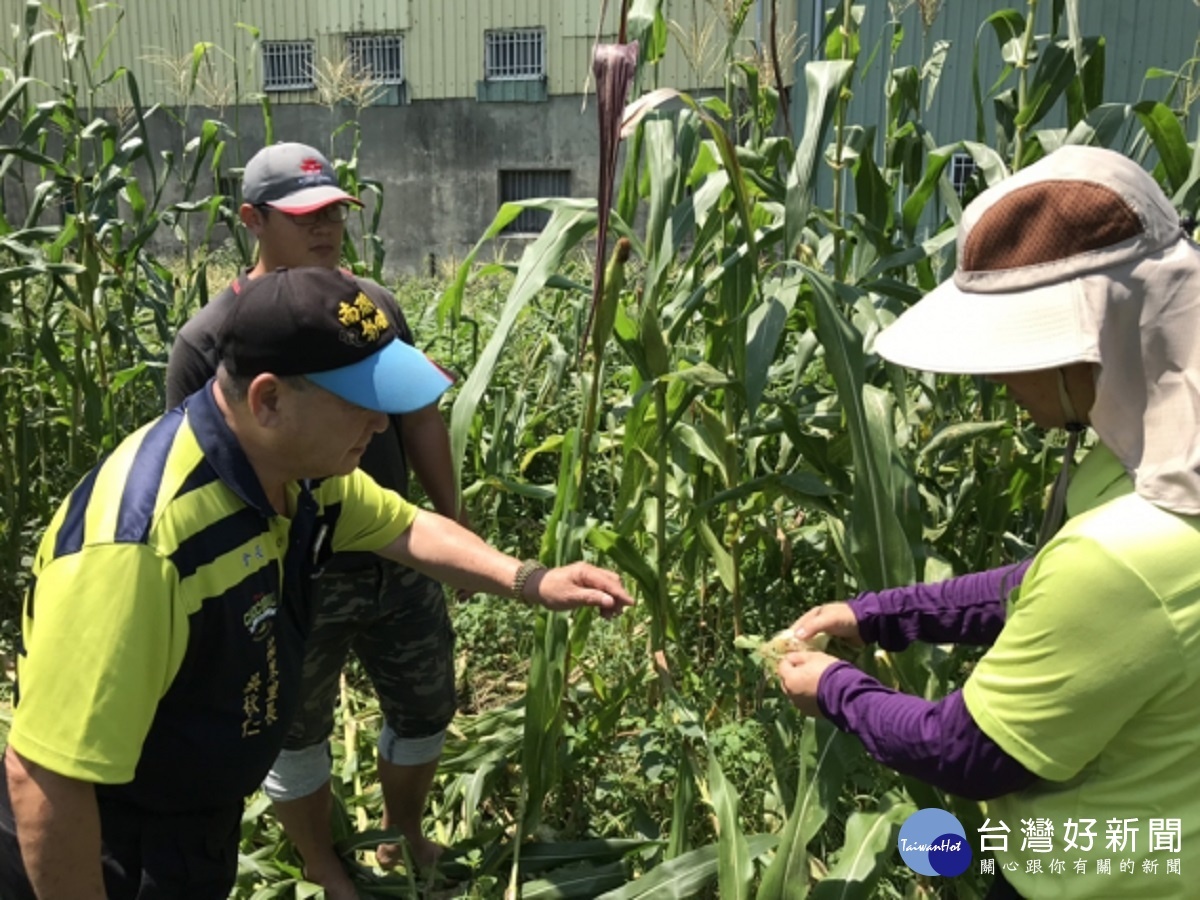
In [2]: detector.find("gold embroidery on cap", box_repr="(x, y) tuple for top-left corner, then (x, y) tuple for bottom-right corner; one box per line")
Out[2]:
(337, 292), (390, 344)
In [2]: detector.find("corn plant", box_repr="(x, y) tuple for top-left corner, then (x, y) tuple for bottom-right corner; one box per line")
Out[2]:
(434, 1), (1200, 897)
(5, 1), (1200, 898)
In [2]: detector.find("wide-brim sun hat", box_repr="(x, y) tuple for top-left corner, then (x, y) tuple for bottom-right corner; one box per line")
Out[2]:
(873, 145), (1184, 375)
(874, 144), (1200, 516)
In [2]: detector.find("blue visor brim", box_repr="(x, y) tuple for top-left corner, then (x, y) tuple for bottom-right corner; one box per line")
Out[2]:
(306, 340), (453, 413)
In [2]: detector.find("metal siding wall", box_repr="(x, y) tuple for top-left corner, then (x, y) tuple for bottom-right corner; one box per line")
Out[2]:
(22, 5), (69, 104)
(402, 0), (801, 99)
(410, 1), (476, 99)
(561, 36), (595, 94)
(913, 1), (1000, 147)
(921, 0), (1199, 143)
(799, 0), (1199, 153)
(245, 0), (312, 42)
(550, 0), (569, 95)
(659, 12), (726, 91)
(1101, 2), (1199, 105)
(178, 1), (255, 109)
(24, 1), (253, 108)
(57, 0), (327, 107)
(564, 0), (620, 39)
(411, 0), (559, 100)
(551, 2), (581, 96)
(457, 1), (482, 96)
(318, 0), (411, 33)
(408, 1), (432, 99)
(241, 0), (309, 107)
(924, 2), (991, 145)
(794, 0), (1200, 225)
(14, 0), (1186, 112)
(8, 0), (797, 103)
(82, 3), (129, 104)
(556, 1), (805, 95)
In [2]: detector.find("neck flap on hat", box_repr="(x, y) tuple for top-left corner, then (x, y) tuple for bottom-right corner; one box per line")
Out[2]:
(1081, 238), (1200, 516)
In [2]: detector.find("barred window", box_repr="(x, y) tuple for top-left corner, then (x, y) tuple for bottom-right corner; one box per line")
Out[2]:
(347, 33), (405, 84)
(950, 151), (979, 198)
(499, 169), (570, 234)
(216, 174), (239, 203)
(262, 40), (315, 91)
(485, 28), (546, 81)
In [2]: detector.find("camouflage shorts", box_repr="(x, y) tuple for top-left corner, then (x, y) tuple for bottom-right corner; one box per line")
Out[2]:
(283, 559), (457, 750)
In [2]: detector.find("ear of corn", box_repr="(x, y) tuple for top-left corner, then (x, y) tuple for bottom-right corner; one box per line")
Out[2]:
(735, 629), (830, 667)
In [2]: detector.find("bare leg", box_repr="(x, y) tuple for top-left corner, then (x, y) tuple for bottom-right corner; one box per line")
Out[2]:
(272, 784), (359, 900)
(374, 757), (444, 870)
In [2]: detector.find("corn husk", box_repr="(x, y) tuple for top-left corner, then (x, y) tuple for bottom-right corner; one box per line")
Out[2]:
(735, 629), (830, 666)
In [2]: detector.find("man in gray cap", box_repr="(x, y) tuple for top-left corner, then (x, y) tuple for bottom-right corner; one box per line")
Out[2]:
(168, 143), (461, 896)
(777, 145), (1200, 898)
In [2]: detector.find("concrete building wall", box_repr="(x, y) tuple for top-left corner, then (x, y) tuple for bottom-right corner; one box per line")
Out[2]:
(47, 94), (605, 276)
(336, 94), (605, 273)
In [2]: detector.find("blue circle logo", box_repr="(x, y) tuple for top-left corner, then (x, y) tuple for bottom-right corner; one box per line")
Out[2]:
(898, 808), (972, 877)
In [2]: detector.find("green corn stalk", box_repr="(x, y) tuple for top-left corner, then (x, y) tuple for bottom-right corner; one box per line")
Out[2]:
(579, 236), (631, 487)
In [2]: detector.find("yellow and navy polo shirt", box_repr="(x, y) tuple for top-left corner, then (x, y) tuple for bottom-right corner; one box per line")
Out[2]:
(9, 382), (416, 812)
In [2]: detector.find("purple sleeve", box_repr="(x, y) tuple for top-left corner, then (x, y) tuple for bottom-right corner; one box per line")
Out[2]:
(817, 661), (1037, 800)
(847, 560), (1031, 651)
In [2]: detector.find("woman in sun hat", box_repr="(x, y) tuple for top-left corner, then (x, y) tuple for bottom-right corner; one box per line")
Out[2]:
(778, 145), (1200, 899)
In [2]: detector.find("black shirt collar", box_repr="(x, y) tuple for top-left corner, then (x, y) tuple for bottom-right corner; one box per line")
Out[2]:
(184, 379), (277, 518)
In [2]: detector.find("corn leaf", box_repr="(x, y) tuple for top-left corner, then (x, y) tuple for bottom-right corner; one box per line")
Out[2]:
(786, 60), (855, 256)
(1134, 100), (1192, 193)
(809, 810), (902, 900)
(522, 861), (632, 899)
(447, 204), (596, 491)
(804, 270), (916, 591)
(595, 834), (778, 900)
(708, 743), (753, 900)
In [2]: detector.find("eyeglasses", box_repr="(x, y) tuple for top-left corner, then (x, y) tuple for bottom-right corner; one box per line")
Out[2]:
(258, 203), (351, 226)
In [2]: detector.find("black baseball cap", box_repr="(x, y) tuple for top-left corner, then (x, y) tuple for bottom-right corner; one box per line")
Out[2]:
(242, 143), (362, 214)
(218, 268), (453, 413)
